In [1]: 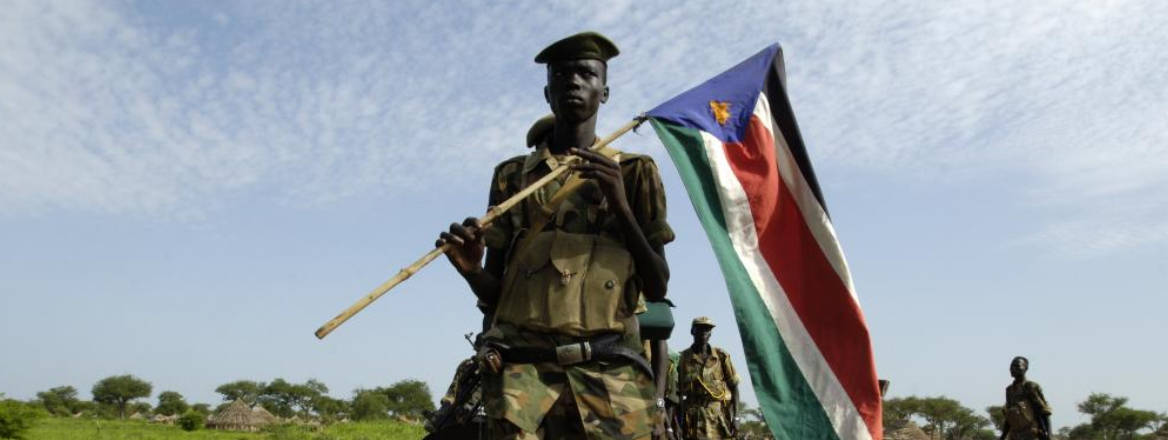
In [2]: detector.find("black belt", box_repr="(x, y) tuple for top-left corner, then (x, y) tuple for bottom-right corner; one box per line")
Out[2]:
(494, 334), (654, 379)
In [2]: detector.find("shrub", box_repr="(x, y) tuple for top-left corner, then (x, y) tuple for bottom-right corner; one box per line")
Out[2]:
(177, 411), (204, 431)
(0, 400), (47, 440)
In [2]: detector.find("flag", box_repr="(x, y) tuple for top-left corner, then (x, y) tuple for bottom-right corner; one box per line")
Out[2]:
(647, 44), (882, 440)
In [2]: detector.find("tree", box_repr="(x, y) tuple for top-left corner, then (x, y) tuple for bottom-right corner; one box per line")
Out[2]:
(128, 401), (152, 416)
(1062, 423), (1097, 440)
(947, 406), (991, 440)
(350, 389), (390, 421)
(882, 396), (993, 440)
(312, 395), (349, 422)
(71, 401), (97, 417)
(214, 380), (265, 404)
(884, 397), (922, 431)
(1108, 407), (1158, 439)
(257, 378), (325, 418)
(91, 375), (152, 419)
(35, 386), (82, 416)
(738, 405), (774, 439)
(1069, 393), (1160, 440)
(155, 391), (189, 416)
(258, 378), (298, 418)
(984, 405), (1004, 434)
(1149, 412), (1168, 434)
(190, 403), (211, 416)
(383, 379), (435, 420)
(0, 399), (46, 440)
(916, 396), (964, 438)
(177, 411), (205, 431)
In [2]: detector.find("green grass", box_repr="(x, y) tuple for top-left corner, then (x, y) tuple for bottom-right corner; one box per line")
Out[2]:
(24, 417), (426, 440)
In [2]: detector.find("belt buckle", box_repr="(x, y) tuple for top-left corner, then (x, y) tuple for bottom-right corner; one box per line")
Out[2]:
(555, 342), (592, 365)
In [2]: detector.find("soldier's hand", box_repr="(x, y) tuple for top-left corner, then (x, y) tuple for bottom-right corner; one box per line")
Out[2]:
(437, 217), (485, 276)
(570, 147), (628, 210)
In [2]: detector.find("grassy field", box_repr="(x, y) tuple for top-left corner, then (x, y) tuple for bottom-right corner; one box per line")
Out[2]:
(25, 417), (426, 440)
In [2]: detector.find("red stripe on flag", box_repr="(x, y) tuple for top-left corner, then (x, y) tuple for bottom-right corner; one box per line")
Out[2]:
(723, 116), (882, 437)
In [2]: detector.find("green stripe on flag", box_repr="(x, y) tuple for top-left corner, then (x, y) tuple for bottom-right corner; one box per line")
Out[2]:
(650, 119), (839, 440)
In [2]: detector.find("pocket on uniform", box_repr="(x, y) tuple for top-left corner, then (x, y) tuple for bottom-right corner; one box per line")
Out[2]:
(581, 241), (634, 331)
(544, 232), (593, 332)
(496, 232), (556, 328)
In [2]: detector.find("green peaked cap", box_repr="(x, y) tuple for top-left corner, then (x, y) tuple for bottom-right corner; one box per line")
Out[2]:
(534, 31), (620, 64)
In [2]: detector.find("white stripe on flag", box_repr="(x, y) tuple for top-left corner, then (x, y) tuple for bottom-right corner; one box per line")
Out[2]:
(696, 125), (873, 440)
(753, 92), (858, 303)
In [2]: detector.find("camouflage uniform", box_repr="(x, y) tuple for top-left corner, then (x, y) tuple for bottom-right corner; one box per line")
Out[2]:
(479, 139), (675, 440)
(678, 346), (739, 439)
(1002, 381), (1051, 440)
(439, 358), (479, 408)
(425, 357), (484, 437)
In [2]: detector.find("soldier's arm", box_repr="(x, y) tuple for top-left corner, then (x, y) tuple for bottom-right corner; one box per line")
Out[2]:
(467, 245), (504, 305)
(1029, 383), (1052, 439)
(652, 340), (669, 401)
(437, 160), (522, 305)
(439, 218), (502, 304)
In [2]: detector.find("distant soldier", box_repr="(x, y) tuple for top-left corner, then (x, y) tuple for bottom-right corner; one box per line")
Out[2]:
(679, 317), (739, 439)
(999, 356), (1052, 440)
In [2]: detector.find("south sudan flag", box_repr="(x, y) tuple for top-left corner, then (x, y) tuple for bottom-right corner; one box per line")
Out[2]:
(647, 44), (883, 440)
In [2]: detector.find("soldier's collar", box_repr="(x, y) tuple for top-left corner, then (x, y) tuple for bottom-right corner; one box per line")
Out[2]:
(523, 137), (609, 173)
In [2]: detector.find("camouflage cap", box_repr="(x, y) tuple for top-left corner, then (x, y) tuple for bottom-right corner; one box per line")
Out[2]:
(692, 316), (716, 328)
(534, 31), (620, 64)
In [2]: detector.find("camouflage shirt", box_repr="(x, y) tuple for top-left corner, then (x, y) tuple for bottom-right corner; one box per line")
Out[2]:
(1004, 380), (1050, 440)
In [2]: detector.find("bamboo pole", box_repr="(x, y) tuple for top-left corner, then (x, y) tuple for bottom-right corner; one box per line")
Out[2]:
(314, 115), (646, 339)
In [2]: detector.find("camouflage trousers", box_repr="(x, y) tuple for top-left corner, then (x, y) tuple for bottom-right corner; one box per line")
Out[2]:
(681, 399), (733, 439)
(484, 360), (657, 440)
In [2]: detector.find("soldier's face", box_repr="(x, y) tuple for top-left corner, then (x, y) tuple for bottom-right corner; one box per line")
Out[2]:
(545, 59), (609, 124)
(1010, 358), (1027, 378)
(692, 325), (713, 345)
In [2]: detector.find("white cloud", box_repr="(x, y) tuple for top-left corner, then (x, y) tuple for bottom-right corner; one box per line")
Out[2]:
(1, 0), (1165, 254)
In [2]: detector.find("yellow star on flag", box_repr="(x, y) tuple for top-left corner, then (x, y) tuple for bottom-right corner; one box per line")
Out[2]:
(709, 100), (731, 125)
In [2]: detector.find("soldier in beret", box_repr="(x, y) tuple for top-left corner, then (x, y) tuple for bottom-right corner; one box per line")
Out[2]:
(678, 317), (740, 440)
(438, 31), (675, 439)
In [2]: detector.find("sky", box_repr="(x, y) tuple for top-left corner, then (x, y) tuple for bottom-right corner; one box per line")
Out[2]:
(2, 0), (1166, 431)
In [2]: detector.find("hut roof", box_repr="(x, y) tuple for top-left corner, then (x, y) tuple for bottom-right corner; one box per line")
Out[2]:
(886, 422), (930, 440)
(251, 405), (278, 423)
(207, 400), (273, 431)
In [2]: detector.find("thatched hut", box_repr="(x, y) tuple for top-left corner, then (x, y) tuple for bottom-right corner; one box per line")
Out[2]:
(207, 400), (273, 432)
(128, 412), (146, 420)
(251, 405), (278, 424)
(886, 422), (930, 440)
